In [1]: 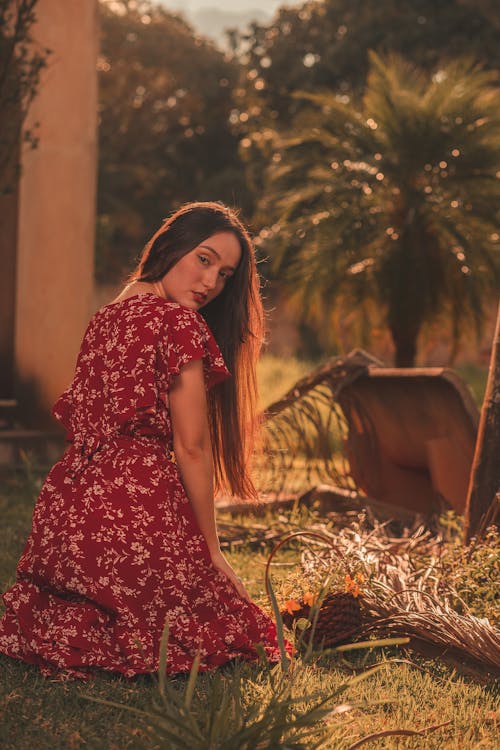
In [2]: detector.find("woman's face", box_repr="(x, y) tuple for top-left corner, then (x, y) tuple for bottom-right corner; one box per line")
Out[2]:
(160, 231), (242, 310)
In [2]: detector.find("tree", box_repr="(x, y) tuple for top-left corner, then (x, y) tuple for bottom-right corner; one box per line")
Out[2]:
(230, 0), (500, 212)
(259, 53), (500, 366)
(0, 0), (50, 398)
(97, 0), (250, 282)
(232, 0), (500, 120)
(0, 0), (50, 193)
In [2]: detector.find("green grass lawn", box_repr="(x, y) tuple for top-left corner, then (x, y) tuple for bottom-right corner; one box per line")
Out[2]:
(1, 467), (498, 750)
(454, 363), (489, 406)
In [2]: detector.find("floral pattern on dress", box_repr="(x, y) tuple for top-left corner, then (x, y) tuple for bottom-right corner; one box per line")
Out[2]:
(0, 294), (289, 680)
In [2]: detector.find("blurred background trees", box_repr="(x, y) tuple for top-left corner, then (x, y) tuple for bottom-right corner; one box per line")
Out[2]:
(0, 0), (50, 194)
(96, 0), (500, 365)
(231, 0), (500, 202)
(97, 0), (250, 281)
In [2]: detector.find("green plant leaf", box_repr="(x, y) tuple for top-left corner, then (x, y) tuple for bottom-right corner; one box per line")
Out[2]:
(158, 617), (169, 708)
(267, 576), (290, 672)
(184, 650), (201, 710)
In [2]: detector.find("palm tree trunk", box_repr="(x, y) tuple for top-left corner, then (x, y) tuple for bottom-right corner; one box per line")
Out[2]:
(390, 327), (418, 368)
(464, 300), (500, 543)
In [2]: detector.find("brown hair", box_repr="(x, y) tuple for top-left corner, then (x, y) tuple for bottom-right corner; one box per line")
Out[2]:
(127, 201), (264, 499)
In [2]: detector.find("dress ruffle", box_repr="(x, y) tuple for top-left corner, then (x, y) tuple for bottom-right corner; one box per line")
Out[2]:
(158, 304), (230, 390)
(0, 571), (285, 681)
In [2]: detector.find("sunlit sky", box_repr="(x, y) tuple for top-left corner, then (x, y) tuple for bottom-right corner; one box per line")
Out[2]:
(162, 0), (286, 15)
(159, 0), (299, 43)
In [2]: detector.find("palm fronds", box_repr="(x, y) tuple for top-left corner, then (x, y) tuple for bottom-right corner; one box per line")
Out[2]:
(85, 601), (388, 750)
(255, 350), (379, 497)
(259, 52), (500, 364)
(277, 520), (500, 680)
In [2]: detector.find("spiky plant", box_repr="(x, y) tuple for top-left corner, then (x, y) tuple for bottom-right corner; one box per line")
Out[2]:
(261, 52), (500, 365)
(84, 586), (388, 750)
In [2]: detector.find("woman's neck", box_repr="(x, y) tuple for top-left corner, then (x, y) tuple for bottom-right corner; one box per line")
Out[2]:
(111, 280), (161, 304)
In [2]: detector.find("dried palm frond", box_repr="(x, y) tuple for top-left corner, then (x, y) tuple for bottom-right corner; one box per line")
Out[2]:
(255, 350), (379, 497)
(362, 603), (500, 678)
(268, 524), (500, 680)
(216, 518), (286, 550)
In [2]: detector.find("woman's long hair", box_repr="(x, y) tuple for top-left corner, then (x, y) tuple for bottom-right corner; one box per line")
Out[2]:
(127, 201), (264, 500)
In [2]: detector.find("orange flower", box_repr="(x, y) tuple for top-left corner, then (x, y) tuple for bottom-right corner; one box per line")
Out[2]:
(303, 591), (317, 607)
(284, 599), (301, 614)
(344, 574), (361, 598)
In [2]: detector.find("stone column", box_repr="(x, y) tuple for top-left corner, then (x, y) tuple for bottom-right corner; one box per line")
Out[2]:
(14, 0), (98, 425)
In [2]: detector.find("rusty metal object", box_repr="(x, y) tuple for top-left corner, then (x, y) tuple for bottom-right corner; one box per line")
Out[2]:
(337, 366), (479, 514)
(259, 350), (479, 515)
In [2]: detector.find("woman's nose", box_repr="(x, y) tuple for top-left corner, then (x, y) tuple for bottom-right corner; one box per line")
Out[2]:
(203, 269), (218, 290)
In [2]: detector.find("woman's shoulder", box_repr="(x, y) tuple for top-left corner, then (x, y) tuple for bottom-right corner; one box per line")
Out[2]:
(82, 294), (171, 351)
(161, 300), (208, 329)
(93, 294), (191, 327)
(97, 293), (203, 321)
(91, 294), (213, 349)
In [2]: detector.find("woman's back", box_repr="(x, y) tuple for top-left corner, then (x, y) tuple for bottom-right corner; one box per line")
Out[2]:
(53, 294), (228, 454)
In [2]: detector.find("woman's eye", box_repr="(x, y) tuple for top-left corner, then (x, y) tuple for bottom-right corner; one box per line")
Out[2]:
(198, 255), (209, 265)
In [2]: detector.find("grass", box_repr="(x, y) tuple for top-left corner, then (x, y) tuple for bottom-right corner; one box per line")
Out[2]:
(454, 363), (489, 406)
(1, 467), (498, 750)
(258, 354), (318, 410)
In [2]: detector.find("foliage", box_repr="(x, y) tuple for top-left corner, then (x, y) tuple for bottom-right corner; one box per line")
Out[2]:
(96, 0), (250, 282)
(265, 521), (500, 680)
(86, 617), (387, 750)
(0, 0), (51, 193)
(257, 53), (500, 365)
(436, 515), (500, 625)
(230, 0), (500, 127)
(232, 0), (500, 107)
(231, 0), (500, 203)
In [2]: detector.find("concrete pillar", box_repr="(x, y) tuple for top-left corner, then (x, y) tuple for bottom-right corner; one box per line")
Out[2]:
(14, 0), (98, 425)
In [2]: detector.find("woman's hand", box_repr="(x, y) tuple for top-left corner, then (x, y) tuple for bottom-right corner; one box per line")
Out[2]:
(210, 550), (252, 602)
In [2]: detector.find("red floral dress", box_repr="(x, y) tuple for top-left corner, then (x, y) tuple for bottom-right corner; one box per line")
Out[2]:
(0, 294), (287, 680)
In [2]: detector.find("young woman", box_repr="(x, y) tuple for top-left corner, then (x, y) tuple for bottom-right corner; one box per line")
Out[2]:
(0, 201), (289, 680)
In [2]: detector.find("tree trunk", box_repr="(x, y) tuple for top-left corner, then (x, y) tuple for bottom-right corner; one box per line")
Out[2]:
(390, 327), (418, 368)
(464, 299), (500, 543)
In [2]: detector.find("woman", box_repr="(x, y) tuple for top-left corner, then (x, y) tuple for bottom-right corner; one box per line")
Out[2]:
(0, 201), (289, 680)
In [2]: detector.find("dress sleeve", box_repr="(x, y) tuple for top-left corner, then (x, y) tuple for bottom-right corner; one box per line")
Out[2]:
(51, 386), (75, 440)
(158, 304), (230, 389)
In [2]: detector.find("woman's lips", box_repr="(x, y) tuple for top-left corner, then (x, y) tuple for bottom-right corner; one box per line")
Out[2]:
(192, 291), (207, 304)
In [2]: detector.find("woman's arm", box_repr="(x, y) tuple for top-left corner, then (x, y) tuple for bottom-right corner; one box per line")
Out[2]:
(169, 358), (218, 553)
(169, 359), (251, 600)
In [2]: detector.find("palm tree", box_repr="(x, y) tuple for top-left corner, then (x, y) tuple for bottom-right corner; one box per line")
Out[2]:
(260, 52), (500, 366)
